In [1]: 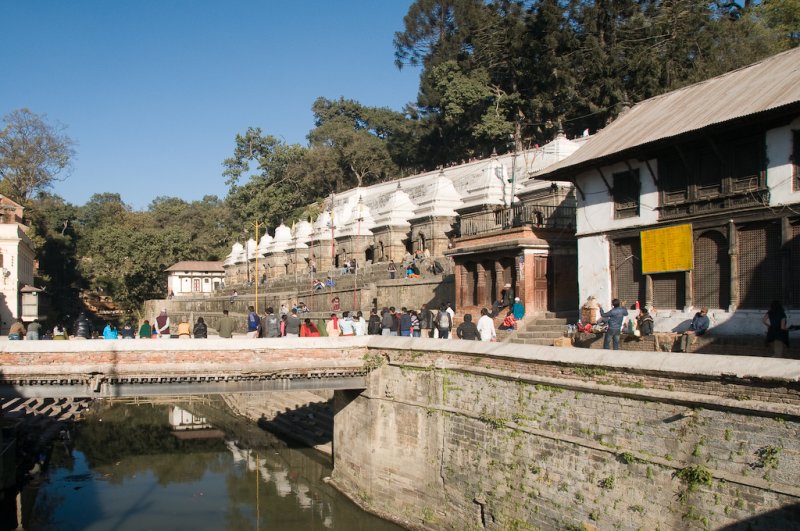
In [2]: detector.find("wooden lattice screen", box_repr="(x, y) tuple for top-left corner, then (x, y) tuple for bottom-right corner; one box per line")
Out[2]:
(612, 238), (645, 305)
(652, 273), (685, 310)
(693, 230), (730, 310)
(738, 222), (782, 309)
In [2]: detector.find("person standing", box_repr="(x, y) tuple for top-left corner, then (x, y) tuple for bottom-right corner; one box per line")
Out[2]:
(26, 319), (42, 340)
(410, 310), (420, 337)
(367, 308), (382, 335)
(262, 307), (280, 338)
(339, 312), (356, 336)
(599, 299), (628, 350)
(326, 313), (341, 337)
(380, 308), (394, 336)
(456, 314), (479, 340)
(246, 306), (260, 338)
(477, 308), (496, 342)
(399, 308), (412, 337)
(418, 304), (433, 338)
(354, 311), (367, 336)
(284, 309), (302, 338)
(155, 309), (170, 338)
(763, 301), (789, 358)
(217, 310), (236, 338)
(193, 317), (208, 338)
(435, 304), (452, 339)
(387, 260), (397, 279)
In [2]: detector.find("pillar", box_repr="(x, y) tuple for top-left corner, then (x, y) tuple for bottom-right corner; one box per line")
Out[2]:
(476, 262), (487, 308)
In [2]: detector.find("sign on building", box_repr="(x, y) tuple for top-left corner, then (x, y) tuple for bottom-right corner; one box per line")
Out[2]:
(640, 224), (693, 274)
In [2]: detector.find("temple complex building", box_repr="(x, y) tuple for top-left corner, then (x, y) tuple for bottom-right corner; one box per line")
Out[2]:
(222, 133), (588, 316)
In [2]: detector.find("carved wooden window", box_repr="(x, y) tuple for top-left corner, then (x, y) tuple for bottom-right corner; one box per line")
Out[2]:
(729, 135), (763, 193)
(611, 238), (645, 304)
(658, 133), (765, 219)
(613, 169), (640, 219)
(658, 155), (688, 205)
(693, 230), (730, 310)
(652, 272), (685, 310)
(738, 222), (782, 309)
(695, 150), (721, 198)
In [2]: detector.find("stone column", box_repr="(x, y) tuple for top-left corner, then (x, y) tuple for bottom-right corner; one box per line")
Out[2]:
(476, 262), (487, 308)
(495, 261), (505, 302)
(454, 263), (464, 309)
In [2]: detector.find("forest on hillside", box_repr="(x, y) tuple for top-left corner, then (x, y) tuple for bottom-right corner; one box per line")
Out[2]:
(1, 0), (797, 321)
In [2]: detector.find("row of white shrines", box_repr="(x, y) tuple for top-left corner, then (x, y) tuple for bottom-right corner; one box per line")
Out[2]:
(221, 133), (584, 284)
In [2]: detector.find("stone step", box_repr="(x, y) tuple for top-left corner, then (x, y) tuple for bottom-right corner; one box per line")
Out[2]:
(511, 338), (554, 346)
(529, 318), (569, 326)
(516, 331), (565, 339)
(523, 324), (566, 332)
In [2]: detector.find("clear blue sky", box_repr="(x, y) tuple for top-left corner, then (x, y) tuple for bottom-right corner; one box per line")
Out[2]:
(0, 0), (420, 210)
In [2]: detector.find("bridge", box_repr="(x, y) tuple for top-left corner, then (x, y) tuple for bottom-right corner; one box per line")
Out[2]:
(0, 338), (373, 398)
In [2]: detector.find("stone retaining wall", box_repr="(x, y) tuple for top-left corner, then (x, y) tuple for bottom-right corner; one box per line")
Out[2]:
(330, 341), (800, 530)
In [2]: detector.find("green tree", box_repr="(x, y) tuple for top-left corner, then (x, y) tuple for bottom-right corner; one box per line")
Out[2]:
(222, 128), (309, 229)
(0, 108), (75, 203)
(307, 97), (406, 188)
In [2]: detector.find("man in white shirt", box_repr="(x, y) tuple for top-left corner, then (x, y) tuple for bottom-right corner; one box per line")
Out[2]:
(477, 308), (496, 342)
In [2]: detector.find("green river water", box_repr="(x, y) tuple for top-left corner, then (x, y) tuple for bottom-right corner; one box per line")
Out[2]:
(23, 399), (403, 531)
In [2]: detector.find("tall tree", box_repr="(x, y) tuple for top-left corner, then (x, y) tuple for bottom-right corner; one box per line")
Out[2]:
(307, 97), (406, 188)
(0, 108), (75, 203)
(222, 128), (309, 229)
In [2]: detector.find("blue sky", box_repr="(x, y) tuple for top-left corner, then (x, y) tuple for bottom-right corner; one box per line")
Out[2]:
(1, 1), (420, 210)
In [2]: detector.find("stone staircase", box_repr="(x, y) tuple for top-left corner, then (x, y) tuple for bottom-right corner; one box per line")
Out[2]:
(510, 313), (571, 346)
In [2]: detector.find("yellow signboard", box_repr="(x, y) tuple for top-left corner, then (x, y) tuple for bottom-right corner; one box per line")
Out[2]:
(640, 224), (693, 274)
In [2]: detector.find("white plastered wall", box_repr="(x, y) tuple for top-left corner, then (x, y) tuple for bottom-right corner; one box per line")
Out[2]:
(766, 115), (800, 207)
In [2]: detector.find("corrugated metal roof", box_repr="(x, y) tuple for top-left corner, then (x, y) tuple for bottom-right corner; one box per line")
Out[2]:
(165, 261), (224, 272)
(536, 47), (800, 179)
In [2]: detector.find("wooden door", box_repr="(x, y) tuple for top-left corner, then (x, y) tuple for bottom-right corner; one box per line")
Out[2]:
(533, 255), (548, 311)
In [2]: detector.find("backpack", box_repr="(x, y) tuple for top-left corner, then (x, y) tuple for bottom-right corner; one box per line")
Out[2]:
(438, 311), (450, 328)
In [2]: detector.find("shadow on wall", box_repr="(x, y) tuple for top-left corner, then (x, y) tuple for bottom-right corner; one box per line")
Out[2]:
(257, 402), (333, 450)
(719, 502), (800, 530)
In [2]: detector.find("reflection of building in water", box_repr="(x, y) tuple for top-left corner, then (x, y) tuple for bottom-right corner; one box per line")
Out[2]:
(168, 406), (225, 440)
(225, 440), (325, 512)
(169, 406), (212, 430)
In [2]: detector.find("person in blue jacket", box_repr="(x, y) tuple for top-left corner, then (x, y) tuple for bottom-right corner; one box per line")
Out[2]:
(599, 299), (628, 350)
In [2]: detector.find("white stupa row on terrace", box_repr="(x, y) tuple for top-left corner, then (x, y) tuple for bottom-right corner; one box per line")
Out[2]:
(223, 133), (584, 266)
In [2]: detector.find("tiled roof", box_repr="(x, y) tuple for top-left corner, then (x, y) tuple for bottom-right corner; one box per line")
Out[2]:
(535, 47), (800, 179)
(165, 261), (224, 272)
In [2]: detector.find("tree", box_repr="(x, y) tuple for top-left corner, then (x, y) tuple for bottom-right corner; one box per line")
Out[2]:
(307, 97), (406, 188)
(0, 108), (75, 203)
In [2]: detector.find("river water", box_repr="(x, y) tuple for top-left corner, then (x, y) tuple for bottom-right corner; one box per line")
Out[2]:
(24, 398), (403, 531)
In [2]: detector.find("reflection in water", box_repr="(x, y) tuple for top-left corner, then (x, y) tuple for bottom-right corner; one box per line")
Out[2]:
(27, 400), (401, 531)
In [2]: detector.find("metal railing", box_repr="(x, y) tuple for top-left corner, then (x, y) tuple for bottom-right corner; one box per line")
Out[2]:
(460, 204), (576, 237)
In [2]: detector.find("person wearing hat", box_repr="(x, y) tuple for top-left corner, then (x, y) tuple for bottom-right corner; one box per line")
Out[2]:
(512, 297), (525, 320)
(491, 283), (514, 317)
